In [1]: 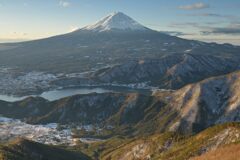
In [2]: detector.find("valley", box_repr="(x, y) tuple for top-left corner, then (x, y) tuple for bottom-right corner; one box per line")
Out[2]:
(1, 70), (240, 133)
(1, 68), (240, 159)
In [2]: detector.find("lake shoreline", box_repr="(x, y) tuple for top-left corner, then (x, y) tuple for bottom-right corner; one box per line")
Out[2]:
(0, 85), (152, 102)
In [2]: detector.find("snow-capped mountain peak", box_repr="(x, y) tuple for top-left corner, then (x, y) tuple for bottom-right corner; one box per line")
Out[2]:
(82, 12), (148, 32)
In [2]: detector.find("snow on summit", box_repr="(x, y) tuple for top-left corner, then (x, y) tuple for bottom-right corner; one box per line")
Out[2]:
(82, 12), (148, 32)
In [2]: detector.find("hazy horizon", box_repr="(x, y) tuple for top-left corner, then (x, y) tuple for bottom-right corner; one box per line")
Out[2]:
(0, 0), (240, 45)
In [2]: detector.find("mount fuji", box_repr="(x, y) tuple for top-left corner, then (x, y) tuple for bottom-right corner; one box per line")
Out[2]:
(0, 12), (239, 73)
(81, 12), (149, 32)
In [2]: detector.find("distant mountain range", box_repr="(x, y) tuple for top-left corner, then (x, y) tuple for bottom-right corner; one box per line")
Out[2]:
(0, 12), (239, 73)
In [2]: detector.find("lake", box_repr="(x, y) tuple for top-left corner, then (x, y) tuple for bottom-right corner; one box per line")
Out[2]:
(0, 86), (151, 102)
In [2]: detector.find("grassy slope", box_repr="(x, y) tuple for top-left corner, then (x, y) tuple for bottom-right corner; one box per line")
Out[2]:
(71, 123), (240, 160)
(0, 138), (90, 160)
(191, 144), (240, 160)
(155, 123), (240, 160)
(0, 123), (239, 160)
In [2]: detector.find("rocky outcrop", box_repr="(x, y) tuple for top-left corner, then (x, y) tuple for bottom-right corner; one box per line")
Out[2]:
(159, 70), (240, 133)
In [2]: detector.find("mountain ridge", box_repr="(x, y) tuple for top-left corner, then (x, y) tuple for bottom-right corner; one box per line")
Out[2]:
(90, 53), (240, 89)
(1, 70), (240, 135)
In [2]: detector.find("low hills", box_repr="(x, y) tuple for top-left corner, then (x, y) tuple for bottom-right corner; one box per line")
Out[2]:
(0, 138), (90, 160)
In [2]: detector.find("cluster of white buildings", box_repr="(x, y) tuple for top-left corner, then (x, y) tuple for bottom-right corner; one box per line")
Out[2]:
(0, 68), (58, 95)
(0, 116), (105, 145)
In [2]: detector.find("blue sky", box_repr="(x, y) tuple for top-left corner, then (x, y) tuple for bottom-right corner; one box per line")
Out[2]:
(0, 0), (240, 44)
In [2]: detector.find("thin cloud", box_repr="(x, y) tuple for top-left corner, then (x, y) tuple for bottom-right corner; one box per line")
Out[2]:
(202, 27), (240, 35)
(229, 22), (240, 28)
(0, 38), (30, 43)
(191, 13), (224, 17)
(169, 21), (240, 35)
(200, 21), (240, 35)
(59, 1), (71, 8)
(162, 31), (195, 36)
(189, 13), (238, 19)
(169, 22), (200, 28)
(179, 3), (209, 10)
